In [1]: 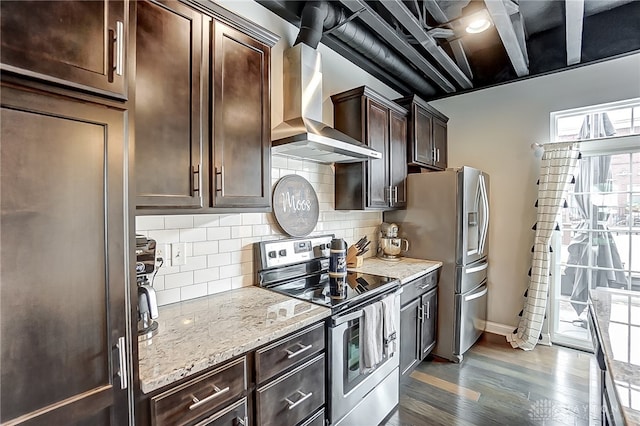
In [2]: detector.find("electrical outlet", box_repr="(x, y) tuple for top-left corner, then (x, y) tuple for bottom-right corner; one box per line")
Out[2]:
(172, 242), (187, 266)
(156, 244), (171, 266)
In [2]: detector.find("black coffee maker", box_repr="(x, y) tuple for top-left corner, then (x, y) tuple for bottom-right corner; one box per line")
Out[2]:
(135, 234), (159, 340)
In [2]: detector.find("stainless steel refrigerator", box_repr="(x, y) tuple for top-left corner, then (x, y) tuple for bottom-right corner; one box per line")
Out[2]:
(385, 166), (489, 362)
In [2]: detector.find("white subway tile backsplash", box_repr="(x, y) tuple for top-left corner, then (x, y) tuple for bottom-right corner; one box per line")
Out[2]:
(271, 155), (288, 168)
(241, 213), (263, 225)
(147, 229), (180, 244)
(194, 215), (219, 228)
(218, 239), (243, 253)
(136, 216), (165, 231)
(231, 225), (252, 239)
(165, 271), (194, 289)
(139, 161), (383, 306)
(219, 264), (243, 279)
(180, 255), (207, 272)
(192, 241), (219, 256)
(208, 253), (232, 267)
(252, 224), (271, 237)
(156, 288), (181, 306)
(181, 283), (207, 301)
(195, 267), (219, 283)
(179, 228), (207, 242)
(207, 227), (231, 241)
(208, 278), (232, 295)
(165, 215), (194, 229)
(219, 214), (242, 227)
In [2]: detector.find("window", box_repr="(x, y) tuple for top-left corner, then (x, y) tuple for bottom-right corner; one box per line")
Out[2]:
(549, 99), (640, 350)
(551, 98), (640, 142)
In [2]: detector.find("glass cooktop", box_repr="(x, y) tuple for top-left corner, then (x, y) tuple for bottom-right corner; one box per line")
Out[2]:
(266, 271), (398, 311)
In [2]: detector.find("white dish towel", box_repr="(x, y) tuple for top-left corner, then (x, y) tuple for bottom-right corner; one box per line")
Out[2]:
(362, 301), (383, 370)
(381, 294), (397, 357)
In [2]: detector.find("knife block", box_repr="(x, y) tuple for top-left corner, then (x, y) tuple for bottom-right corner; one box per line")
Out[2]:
(346, 246), (363, 268)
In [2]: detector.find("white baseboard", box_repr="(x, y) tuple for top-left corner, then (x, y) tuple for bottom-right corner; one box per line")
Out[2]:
(484, 321), (553, 347)
(485, 321), (515, 336)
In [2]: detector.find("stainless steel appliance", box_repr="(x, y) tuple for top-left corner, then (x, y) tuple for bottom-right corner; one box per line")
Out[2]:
(271, 43), (382, 163)
(378, 222), (410, 260)
(135, 235), (159, 340)
(255, 235), (401, 426)
(385, 166), (490, 362)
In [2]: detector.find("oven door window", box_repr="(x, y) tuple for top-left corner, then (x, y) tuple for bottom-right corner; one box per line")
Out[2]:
(343, 317), (386, 393)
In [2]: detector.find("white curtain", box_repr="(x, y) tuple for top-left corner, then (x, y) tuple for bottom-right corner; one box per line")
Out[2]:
(507, 142), (581, 350)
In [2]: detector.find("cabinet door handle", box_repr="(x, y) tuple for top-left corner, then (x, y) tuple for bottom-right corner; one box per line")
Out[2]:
(192, 165), (200, 194)
(116, 336), (128, 389)
(285, 342), (313, 359)
(426, 301), (430, 320)
(215, 166), (224, 193)
(436, 148), (440, 163)
(417, 305), (424, 322)
(188, 385), (230, 410)
(114, 21), (124, 76)
(393, 186), (398, 204)
(284, 390), (313, 410)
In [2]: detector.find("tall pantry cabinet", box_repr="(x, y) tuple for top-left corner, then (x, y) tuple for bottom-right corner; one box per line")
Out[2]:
(1, 1), (134, 424)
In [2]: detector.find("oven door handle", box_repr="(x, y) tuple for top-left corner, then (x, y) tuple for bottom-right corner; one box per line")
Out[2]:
(332, 310), (363, 326)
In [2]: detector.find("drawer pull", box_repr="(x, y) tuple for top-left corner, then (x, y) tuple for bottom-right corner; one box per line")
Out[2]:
(284, 390), (313, 410)
(418, 283), (432, 290)
(188, 385), (230, 410)
(285, 342), (313, 359)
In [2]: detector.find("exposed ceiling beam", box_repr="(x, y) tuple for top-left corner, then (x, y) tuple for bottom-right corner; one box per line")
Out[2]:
(450, 41), (473, 80)
(565, 0), (585, 65)
(485, 0), (530, 77)
(377, 0), (473, 89)
(422, 0), (474, 81)
(337, 0), (456, 93)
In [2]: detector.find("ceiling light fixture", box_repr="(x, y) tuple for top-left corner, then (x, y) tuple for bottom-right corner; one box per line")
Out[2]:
(465, 17), (491, 33)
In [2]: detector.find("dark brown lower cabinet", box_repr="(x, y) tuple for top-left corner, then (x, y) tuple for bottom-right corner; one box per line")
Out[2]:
(0, 83), (131, 425)
(143, 322), (326, 426)
(399, 271), (439, 379)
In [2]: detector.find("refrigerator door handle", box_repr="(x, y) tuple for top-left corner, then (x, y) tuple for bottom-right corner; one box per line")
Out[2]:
(478, 175), (489, 255)
(464, 287), (488, 302)
(466, 262), (488, 274)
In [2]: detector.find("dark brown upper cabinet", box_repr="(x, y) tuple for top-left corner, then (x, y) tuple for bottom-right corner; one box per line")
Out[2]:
(0, 0), (128, 99)
(332, 86), (407, 210)
(135, 0), (207, 209)
(396, 95), (449, 171)
(211, 21), (271, 209)
(135, 2), (276, 213)
(1, 84), (130, 425)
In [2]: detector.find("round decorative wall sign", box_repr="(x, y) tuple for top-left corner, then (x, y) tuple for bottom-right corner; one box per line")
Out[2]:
(272, 175), (319, 237)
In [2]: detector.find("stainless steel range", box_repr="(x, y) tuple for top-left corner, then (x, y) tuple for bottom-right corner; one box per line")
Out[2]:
(255, 235), (401, 426)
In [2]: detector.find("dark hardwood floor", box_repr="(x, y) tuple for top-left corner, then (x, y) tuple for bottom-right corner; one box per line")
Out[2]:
(384, 333), (598, 426)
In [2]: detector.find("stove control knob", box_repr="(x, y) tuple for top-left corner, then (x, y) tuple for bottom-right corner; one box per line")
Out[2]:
(268, 250), (277, 259)
(278, 249), (287, 257)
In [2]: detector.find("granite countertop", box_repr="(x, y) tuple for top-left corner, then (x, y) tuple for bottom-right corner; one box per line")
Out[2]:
(348, 256), (442, 284)
(138, 287), (330, 394)
(589, 288), (640, 425)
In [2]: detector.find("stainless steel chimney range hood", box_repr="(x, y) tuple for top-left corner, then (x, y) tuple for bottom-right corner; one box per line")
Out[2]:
(271, 43), (382, 163)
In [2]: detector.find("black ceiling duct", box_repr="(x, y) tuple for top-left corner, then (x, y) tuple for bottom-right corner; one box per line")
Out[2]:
(294, 1), (437, 96)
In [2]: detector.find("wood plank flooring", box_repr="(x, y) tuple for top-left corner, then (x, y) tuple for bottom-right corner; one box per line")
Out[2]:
(383, 333), (598, 426)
